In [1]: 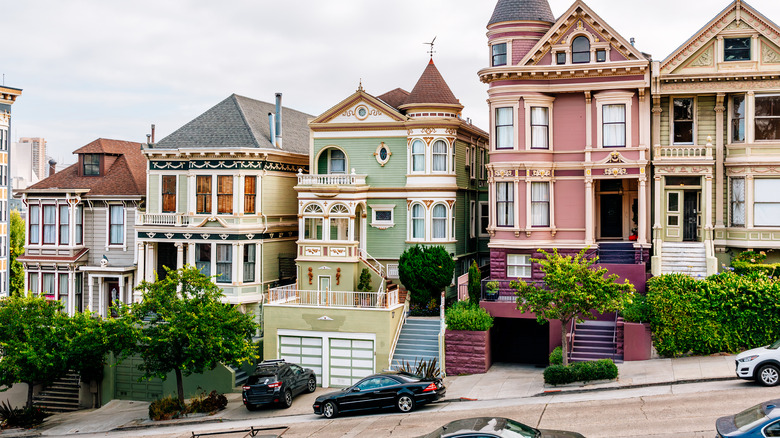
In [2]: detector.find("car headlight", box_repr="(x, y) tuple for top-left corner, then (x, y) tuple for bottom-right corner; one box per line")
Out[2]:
(738, 355), (759, 363)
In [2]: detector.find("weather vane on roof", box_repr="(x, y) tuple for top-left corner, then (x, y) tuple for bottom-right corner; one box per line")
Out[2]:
(424, 36), (437, 58)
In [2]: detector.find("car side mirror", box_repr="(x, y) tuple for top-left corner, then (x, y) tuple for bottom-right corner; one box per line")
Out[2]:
(350, 387), (361, 392)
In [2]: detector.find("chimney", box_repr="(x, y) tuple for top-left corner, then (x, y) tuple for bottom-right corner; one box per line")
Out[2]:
(151, 124), (156, 143)
(275, 93), (283, 149)
(268, 112), (276, 146)
(48, 159), (57, 177)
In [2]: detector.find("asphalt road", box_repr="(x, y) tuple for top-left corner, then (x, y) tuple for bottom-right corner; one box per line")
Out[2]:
(52, 379), (776, 438)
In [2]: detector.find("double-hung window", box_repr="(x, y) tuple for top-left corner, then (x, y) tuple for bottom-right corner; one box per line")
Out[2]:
(412, 140), (425, 172)
(83, 154), (100, 176)
(196, 244), (211, 276)
(495, 108), (514, 150)
(59, 273), (69, 310)
(42, 273), (55, 297)
(530, 107), (549, 149)
(531, 182), (550, 227)
(492, 43), (507, 66)
(507, 254), (531, 278)
(432, 140), (448, 172)
(59, 205), (69, 245)
(29, 205), (40, 244)
(43, 205), (56, 244)
(603, 104), (626, 147)
(673, 98), (694, 144)
(496, 182), (514, 227)
(479, 201), (489, 236)
(29, 273), (39, 295)
(244, 175), (256, 214)
(732, 95), (746, 143)
(243, 244), (256, 283)
(216, 244), (232, 283)
(196, 176), (212, 214)
(731, 177), (745, 227)
(162, 175), (176, 213)
(217, 175), (233, 214)
(109, 205), (124, 245)
(411, 204), (425, 239)
(724, 37), (751, 62)
(754, 179), (780, 226)
(755, 95), (780, 141)
(432, 204), (447, 239)
(75, 205), (83, 244)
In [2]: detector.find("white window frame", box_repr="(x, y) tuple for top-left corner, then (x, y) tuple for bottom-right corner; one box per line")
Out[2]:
(754, 94), (780, 143)
(493, 106), (516, 151)
(410, 139), (426, 173)
(754, 178), (780, 227)
(469, 200), (476, 238)
(478, 201), (489, 237)
(369, 204), (395, 229)
(595, 91), (634, 148)
(106, 204), (126, 248)
(410, 203), (426, 241)
(327, 203), (351, 242)
(507, 254), (531, 279)
(302, 203), (324, 241)
(530, 181), (550, 227)
(431, 203), (448, 241)
(670, 96), (696, 146)
(523, 96), (554, 151)
(491, 41), (508, 67)
(327, 148), (347, 175)
(496, 181), (514, 227)
(728, 94), (747, 145)
(432, 139), (448, 173)
(730, 177), (745, 227)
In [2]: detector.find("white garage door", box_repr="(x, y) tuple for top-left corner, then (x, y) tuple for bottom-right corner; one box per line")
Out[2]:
(279, 335), (323, 382)
(329, 338), (374, 387)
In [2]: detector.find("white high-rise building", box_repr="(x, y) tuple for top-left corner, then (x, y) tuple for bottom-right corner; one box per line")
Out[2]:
(18, 137), (46, 179)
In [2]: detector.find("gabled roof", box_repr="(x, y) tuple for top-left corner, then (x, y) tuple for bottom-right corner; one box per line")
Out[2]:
(660, 0), (780, 74)
(24, 139), (146, 197)
(517, 0), (646, 67)
(377, 88), (410, 110)
(488, 0), (555, 26)
(402, 59), (461, 107)
(153, 94), (312, 155)
(310, 88), (407, 125)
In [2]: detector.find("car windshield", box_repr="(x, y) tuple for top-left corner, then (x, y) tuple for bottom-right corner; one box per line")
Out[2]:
(769, 339), (780, 350)
(734, 403), (769, 430)
(503, 419), (541, 438)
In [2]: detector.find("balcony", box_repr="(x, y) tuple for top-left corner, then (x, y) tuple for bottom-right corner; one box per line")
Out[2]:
(654, 138), (714, 161)
(296, 170), (367, 186)
(265, 284), (399, 309)
(137, 213), (197, 226)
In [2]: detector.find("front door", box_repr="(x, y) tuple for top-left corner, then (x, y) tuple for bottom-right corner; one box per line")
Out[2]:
(600, 194), (623, 238)
(318, 276), (330, 305)
(683, 191), (698, 241)
(107, 281), (119, 317)
(156, 242), (177, 279)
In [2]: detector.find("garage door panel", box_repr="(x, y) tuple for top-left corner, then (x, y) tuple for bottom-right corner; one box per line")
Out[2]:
(328, 338), (374, 387)
(280, 336), (323, 383)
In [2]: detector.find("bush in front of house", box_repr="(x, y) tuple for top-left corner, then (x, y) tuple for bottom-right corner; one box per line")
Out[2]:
(548, 346), (563, 366)
(445, 301), (494, 331)
(621, 292), (652, 323)
(149, 395), (185, 421)
(187, 390), (228, 414)
(149, 390), (229, 421)
(0, 400), (50, 429)
(543, 359), (618, 385)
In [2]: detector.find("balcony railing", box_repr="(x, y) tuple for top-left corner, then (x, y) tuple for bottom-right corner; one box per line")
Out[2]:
(265, 285), (398, 309)
(654, 138), (713, 160)
(137, 213), (198, 226)
(297, 170), (367, 186)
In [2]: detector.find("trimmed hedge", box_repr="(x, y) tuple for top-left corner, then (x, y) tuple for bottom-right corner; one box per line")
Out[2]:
(646, 271), (780, 356)
(548, 346), (563, 366)
(543, 359), (618, 385)
(621, 292), (651, 323)
(445, 301), (494, 331)
(731, 260), (780, 277)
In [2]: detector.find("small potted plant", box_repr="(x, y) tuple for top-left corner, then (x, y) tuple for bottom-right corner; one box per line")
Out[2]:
(485, 281), (499, 301)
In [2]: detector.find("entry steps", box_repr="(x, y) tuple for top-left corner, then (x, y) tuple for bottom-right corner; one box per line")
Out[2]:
(228, 364), (249, 388)
(569, 320), (623, 363)
(33, 372), (81, 413)
(390, 317), (441, 369)
(597, 242), (636, 264)
(660, 242), (707, 278)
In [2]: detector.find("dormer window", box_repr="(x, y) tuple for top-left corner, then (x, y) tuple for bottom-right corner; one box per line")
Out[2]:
(724, 38), (751, 62)
(492, 43), (507, 66)
(572, 36), (590, 64)
(83, 154), (100, 176)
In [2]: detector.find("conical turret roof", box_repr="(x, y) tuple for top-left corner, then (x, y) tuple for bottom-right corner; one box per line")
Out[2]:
(403, 59), (460, 107)
(488, 0), (555, 25)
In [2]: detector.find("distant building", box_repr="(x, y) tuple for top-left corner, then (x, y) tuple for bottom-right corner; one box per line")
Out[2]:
(1, 85), (22, 297)
(11, 140), (40, 190)
(18, 137), (46, 179)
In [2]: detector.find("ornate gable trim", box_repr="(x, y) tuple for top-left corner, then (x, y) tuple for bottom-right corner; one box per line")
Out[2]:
(310, 90), (406, 124)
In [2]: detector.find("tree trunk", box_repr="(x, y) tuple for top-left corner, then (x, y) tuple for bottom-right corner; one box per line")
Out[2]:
(175, 368), (184, 405)
(561, 318), (570, 367)
(26, 381), (34, 410)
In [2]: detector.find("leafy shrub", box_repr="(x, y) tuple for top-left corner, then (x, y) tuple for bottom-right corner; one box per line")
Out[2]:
(548, 346), (562, 366)
(396, 358), (441, 380)
(733, 250), (768, 264)
(467, 262), (481, 307)
(187, 390), (228, 414)
(149, 395), (185, 421)
(357, 268), (372, 292)
(410, 298), (440, 317)
(731, 259), (780, 277)
(621, 292), (652, 323)
(543, 359), (618, 385)
(0, 400), (50, 429)
(445, 301), (493, 331)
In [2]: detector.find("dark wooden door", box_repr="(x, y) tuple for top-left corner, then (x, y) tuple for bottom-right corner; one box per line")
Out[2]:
(683, 192), (698, 241)
(600, 194), (623, 238)
(107, 281), (119, 317)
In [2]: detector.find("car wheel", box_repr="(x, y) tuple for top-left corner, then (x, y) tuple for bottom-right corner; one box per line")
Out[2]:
(307, 377), (316, 393)
(280, 388), (293, 408)
(323, 401), (338, 418)
(758, 364), (780, 386)
(396, 394), (415, 413)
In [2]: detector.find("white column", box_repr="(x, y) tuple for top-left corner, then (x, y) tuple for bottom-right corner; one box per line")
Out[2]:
(237, 174), (244, 216)
(69, 201), (76, 247)
(231, 243), (239, 285)
(119, 276), (125, 306)
(68, 270), (75, 316)
(653, 175), (663, 256)
(136, 242), (145, 286)
(175, 242), (184, 270)
(715, 94), (726, 227)
(87, 275), (94, 312)
(54, 267), (59, 301)
(638, 177), (648, 244)
(98, 277), (104, 318)
(187, 174), (195, 214)
(585, 179), (594, 244)
(746, 175), (754, 228)
(146, 243), (155, 282)
(237, 243), (244, 284)
(187, 242), (196, 266)
(348, 216), (355, 241)
(704, 175), (713, 232)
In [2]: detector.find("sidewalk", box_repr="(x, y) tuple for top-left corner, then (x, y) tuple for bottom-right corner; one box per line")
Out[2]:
(19, 355), (738, 437)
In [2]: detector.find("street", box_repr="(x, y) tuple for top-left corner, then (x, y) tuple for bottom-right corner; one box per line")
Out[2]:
(51, 379), (775, 438)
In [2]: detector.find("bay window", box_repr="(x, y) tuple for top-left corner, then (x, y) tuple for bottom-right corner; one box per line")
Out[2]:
(59, 205), (69, 245)
(754, 179), (780, 226)
(432, 204), (447, 239)
(75, 205), (83, 244)
(531, 182), (550, 227)
(196, 244), (211, 276)
(496, 182), (514, 227)
(755, 95), (780, 141)
(244, 175), (256, 214)
(216, 244), (232, 283)
(304, 217), (323, 240)
(530, 107), (549, 149)
(43, 205), (56, 244)
(217, 175), (233, 214)
(29, 205), (40, 244)
(412, 204), (425, 239)
(495, 107), (514, 150)
(243, 244), (256, 283)
(432, 140), (447, 172)
(42, 273), (55, 297)
(29, 273), (39, 295)
(196, 176), (212, 214)
(673, 98), (694, 144)
(731, 177), (745, 227)
(412, 140), (425, 172)
(59, 274), (69, 310)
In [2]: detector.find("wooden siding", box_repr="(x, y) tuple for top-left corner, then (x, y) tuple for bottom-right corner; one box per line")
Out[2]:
(313, 137), (407, 187)
(177, 174), (188, 213)
(262, 239), (297, 286)
(83, 206), (137, 267)
(659, 97), (670, 146)
(262, 173), (298, 216)
(148, 174), (160, 214)
(697, 95), (716, 145)
(365, 198), (408, 260)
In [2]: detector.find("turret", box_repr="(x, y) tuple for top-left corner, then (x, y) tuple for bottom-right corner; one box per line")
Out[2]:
(487, 0), (556, 66)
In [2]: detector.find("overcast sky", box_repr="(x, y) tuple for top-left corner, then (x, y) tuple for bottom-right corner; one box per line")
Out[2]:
(6, 0), (780, 163)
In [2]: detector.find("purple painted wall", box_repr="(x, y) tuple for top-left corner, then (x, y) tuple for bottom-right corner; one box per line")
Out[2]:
(445, 330), (492, 375)
(622, 321), (652, 361)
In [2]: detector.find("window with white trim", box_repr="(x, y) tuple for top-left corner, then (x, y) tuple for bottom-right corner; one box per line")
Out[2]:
(602, 104), (626, 147)
(329, 204), (350, 241)
(29, 273), (39, 295)
(412, 140), (425, 172)
(329, 149), (346, 174)
(303, 204), (323, 240)
(754, 178), (780, 226)
(673, 98), (694, 144)
(730, 177), (745, 227)
(724, 37), (751, 62)
(496, 182), (514, 227)
(507, 254), (531, 278)
(492, 43), (507, 66)
(432, 204), (447, 239)
(370, 205), (394, 227)
(530, 107), (549, 149)
(479, 201), (489, 236)
(572, 36), (590, 64)
(59, 205), (69, 245)
(755, 95), (780, 141)
(531, 182), (550, 227)
(196, 244), (211, 276)
(216, 244), (232, 283)
(243, 244), (256, 283)
(731, 95), (746, 143)
(109, 205), (124, 245)
(29, 205), (40, 244)
(411, 204), (425, 239)
(42, 273), (55, 297)
(432, 140), (448, 172)
(75, 205), (83, 244)
(495, 107), (514, 150)
(43, 205), (56, 244)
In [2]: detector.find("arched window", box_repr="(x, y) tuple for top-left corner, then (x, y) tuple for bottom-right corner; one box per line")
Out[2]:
(303, 204), (323, 240)
(412, 204), (425, 239)
(412, 140), (425, 172)
(572, 36), (590, 64)
(329, 204), (350, 241)
(432, 204), (447, 239)
(329, 149), (346, 174)
(432, 140), (447, 172)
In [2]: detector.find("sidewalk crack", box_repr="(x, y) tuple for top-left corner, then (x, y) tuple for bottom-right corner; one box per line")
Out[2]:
(536, 403), (549, 429)
(639, 396), (648, 420)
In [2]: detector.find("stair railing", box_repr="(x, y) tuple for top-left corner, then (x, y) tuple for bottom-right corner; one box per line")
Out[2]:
(358, 249), (386, 278)
(388, 300), (408, 369)
(567, 319), (576, 362)
(439, 291), (446, 377)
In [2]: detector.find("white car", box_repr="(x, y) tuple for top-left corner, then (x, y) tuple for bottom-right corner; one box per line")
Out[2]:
(736, 339), (780, 386)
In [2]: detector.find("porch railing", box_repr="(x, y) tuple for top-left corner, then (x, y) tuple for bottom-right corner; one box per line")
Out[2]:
(265, 286), (398, 309)
(296, 171), (367, 186)
(358, 249), (386, 278)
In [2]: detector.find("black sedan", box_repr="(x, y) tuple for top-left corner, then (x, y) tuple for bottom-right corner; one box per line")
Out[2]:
(417, 417), (585, 438)
(312, 372), (445, 418)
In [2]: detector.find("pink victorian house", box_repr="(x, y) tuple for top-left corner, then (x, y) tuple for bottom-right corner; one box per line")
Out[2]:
(478, 0), (651, 364)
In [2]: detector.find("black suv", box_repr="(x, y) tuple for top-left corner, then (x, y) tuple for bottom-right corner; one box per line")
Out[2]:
(242, 359), (317, 410)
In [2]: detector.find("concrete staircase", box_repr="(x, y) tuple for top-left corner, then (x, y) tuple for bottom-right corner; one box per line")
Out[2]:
(33, 372), (81, 413)
(390, 318), (440, 369)
(228, 364), (249, 387)
(661, 242), (707, 277)
(569, 320), (622, 363)
(597, 242), (636, 264)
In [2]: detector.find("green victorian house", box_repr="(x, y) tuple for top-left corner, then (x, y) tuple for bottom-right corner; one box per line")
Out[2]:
(263, 59), (489, 387)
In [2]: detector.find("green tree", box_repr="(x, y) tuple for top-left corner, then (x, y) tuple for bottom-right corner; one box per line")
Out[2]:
(398, 245), (455, 305)
(0, 294), (70, 408)
(130, 266), (258, 404)
(510, 249), (635, 366)
(467, 261), (481, 306)
(357, 268), (372, 292)
(9, 210), (25, 296)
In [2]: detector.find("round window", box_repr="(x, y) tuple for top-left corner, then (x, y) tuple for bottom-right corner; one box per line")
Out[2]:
(379, 147), (388, 160)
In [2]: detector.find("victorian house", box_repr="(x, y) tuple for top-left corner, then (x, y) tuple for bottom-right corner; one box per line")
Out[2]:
(17, 139), (145, 316)
(478, 0), (651, 364)
(651, 0), (780, 276)
(1, 85), (21, 297)
(263, 59), (489, 387)
(136, 94), (309, 325)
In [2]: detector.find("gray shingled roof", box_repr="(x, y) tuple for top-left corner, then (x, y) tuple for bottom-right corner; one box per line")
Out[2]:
(488, 0), (555, 25)
(153, 94), (312, 155)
